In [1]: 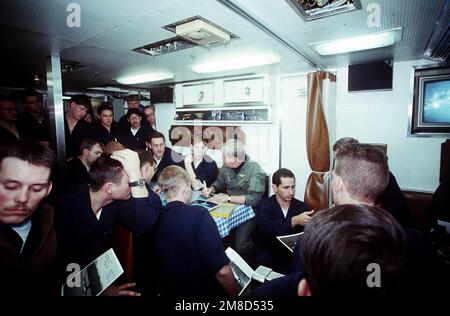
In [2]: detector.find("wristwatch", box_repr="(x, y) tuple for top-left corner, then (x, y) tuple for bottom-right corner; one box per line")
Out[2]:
(129, 179), (146, 188)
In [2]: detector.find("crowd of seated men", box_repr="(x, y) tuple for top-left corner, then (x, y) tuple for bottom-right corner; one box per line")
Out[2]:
(0, 90), (448, 297)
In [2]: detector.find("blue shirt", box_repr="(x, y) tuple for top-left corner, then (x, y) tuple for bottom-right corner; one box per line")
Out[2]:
(53, 184), (161, 268)
(256, 195), (308, 252)
(191, 155), (218, 187)
(152, 200), (229, 296)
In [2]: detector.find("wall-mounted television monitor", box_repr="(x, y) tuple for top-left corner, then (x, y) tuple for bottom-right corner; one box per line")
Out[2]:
(409, 64), (450, 136)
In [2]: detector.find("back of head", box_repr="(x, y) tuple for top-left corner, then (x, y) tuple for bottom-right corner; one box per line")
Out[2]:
(272, 168), (295, 186)
(0, 139), (56, 178)
(88, 156), (124, 192)
(158, 165), (191, 199)
(301, 204), (406, 296)
(333, 137), (359, 153)
(334, 143), (389, 203)
(103, 141), (126, 156)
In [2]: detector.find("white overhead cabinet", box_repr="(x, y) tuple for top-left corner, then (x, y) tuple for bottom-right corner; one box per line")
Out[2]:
(223, 77), (266, 104)
(174, 75), (271, 124)
(181, 82), (214, 106)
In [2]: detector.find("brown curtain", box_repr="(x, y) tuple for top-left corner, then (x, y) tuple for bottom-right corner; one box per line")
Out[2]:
(304, 72), (334, 211)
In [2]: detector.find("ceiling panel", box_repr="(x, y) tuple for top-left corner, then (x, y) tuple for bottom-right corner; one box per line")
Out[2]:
(0, 0), (445, 91)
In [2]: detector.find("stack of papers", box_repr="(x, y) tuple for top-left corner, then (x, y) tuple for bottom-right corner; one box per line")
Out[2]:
(61, 248), (123, 296)
(276, 232), (304, 252)
(209, 203), (236, 218)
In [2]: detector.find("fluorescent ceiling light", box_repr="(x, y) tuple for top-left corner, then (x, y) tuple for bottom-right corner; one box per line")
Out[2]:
(62, 96), (71, 100)
(191, 52), (280, 73)
(88, 86), (131, 93)
(309, 28), (402, 56)
(116, 72), (173, 84)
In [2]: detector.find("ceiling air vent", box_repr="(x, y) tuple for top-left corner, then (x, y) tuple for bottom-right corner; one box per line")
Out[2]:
(285, 0), (362, 21)
(61, 59), (89, 73)
(163, 16), (236, 47)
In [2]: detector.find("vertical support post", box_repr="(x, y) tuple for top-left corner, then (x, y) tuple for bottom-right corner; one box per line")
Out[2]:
(46, 54), (66, 168)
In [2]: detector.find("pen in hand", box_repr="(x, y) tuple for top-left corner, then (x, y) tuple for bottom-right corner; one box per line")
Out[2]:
(203, 181), (209, 198)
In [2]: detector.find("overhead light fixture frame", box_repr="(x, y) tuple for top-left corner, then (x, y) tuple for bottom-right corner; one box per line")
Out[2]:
(309, 27), (402, 56)
(163, 16), (237, 47)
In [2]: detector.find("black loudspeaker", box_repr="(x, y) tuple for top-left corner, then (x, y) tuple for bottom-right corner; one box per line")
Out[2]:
(150, 87), (173, 103)
(348, 61), (393, 92)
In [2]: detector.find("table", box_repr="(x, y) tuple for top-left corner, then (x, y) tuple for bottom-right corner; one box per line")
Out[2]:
(212, 204), (255, 238)
(159, 191), (255, 238)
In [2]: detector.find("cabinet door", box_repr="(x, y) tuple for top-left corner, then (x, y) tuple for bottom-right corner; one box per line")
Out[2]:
(224, 77), (265, 104)
(182, 83), (213, 105)
(241, 78), (264, 102)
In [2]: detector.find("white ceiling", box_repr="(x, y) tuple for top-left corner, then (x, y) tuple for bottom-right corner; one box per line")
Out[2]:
(0, 0), (446, 91)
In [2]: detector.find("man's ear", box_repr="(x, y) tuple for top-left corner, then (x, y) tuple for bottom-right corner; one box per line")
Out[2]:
(334, 174), (344, 192)
(44, 181), (53, 197)
(271, 184), (278, 194)
(103, 182), (114, 194)
(298, 278), (312, 296)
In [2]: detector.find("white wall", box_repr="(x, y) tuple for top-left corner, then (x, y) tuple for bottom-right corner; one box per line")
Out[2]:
(279, 75), (310, 201)
(335, 59), (443, 193)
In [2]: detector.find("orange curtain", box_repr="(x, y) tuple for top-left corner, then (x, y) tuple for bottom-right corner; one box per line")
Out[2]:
(304, 72), (333, 211)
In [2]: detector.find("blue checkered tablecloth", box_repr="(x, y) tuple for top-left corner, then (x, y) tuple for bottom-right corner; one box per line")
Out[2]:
(159, 192), (255, 238)
(212, 204), (255, 238)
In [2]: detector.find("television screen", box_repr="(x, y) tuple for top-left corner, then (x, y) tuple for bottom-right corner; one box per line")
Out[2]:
(409, 65), (450, 136)
(423, 79), (450, 123)
(348, 61), (393, 92)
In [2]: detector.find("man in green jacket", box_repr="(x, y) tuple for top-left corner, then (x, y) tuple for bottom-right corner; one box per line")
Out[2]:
(205, 139), (265, 255)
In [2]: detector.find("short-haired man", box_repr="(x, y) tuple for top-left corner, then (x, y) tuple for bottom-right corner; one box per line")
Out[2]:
(64, 94), (95, 159)
(205, 139), (265, 255)
(331, 143), (438, 292)
(332, 143), (390, 206)
(118, 95), (150, 130)
(0, 139), (57, 295)
(253, 143), (433, 296)
(255, 168), (312, 273)
(333, 137), (410, 225)
(146, 131), (184, 182)
(0, 95), (21, 146)
(118, 108), (151, 151)
(17, 89), (50, 144)
(298, 204), (407, 296)
(152, 165), (238, 296)
(53, 149), (161, 293)
(93, 102), (120, 145)
(184, 138), (218, 191)
(65, 139), (103, 186)
(143, 104), (156, 130)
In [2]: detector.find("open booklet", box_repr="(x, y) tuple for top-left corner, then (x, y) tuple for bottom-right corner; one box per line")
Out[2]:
(276, 232), (304, 252)
(190, 200), (219, 211)
(225, 247), (284, 296)
(61, 248), (123, 296)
